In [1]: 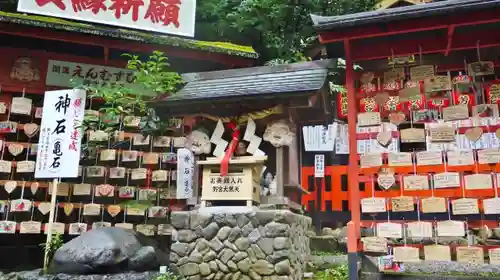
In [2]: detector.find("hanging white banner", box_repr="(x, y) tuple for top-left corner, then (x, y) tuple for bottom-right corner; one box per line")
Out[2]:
(176, 148), (194, 199)
(35, 89), (86, 178)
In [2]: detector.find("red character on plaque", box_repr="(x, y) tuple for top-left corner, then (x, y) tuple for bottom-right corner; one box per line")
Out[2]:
(359, 97), (379, 113)
(337, 91), (348, 119)
(144, 0), (181, 27)
(382, 96), (403, 113)
(453, 91), (476, 109)
(71, 0), (107, 14)
(487, 82), (500, 105)
(36, 0), (66, 10)
(109, 0), (144, 21)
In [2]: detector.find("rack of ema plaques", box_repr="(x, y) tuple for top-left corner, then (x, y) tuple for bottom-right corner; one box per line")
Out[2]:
(198, 156), (267, 207)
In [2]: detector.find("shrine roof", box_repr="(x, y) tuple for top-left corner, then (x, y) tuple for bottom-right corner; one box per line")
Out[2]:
(157, 59), (334, 104)
(0, 11), (258, 59)
(311, 0), (500, 31)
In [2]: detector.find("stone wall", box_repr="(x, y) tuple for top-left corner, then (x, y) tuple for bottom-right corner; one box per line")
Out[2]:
(168, 207), (311, 280)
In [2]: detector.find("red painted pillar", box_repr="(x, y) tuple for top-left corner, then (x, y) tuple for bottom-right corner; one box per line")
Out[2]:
(345, 38), (360, 280)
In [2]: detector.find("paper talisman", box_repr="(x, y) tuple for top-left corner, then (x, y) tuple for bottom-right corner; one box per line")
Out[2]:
(143, 153), (159, 165)
(86, 166), (105, 178)
(30, 182), (38, 195)
(483, 198), (500, 214)
(489, 248), (500, 264)
(93, 222), (112, 229)
(456, 247), (484, 264)
(376, 222), (403, 238)
(4, 181), (16, 194)
(393, 247), (420, 263)
(416, 151), (443, 166)
(37, 202), (51, 215)
(109, 167), (126, 179)
(424, 245), (451, 261)
(148, 206), (168, 218)
(437, 220), (465, 237)
(68, 223), (88, 235)
(477, 149), (500, 164)
(362, 237), (388, 253)
(73, 183), (92, 196)
(115, 223), (134, 229)
(447, 150), (474, 166)
(16, 161), (35, 173)
(122, 150), (138, 162)
(154, 136), (171, 147)
(126, 205), (145, 216)
(11, 97), (32, 115)
(360, 153), (383, 169)
(45, 222), (65, 235)
(133, 135), (150, 146)
(118, 186), (135, 198)
(403, 175), (429, 190)
(376, 131), (392, 147)
(400, 128), (426, 143)
(406, 221), (433, 238)
(89, 130), (108, 142)
(19, 221), (41, 234)
(83, 203), (101, 216)
(433, 172), (461, 189)
(23, 123), (39, 138)
(465, 127), (483, 143)
(410, 65), (435, 81)
(0, 160), (12, 173)
(152, 170), (168, 182)
(377, 171), (395, 190)
(131, 168), (148, 180)
(464, 174), (493, 190)
(48, 182), (69, 196)
(136, 224), (156, 236)
(421, 197), (447, 213)
(391, 196), (414, 212)
(388, 152), (412, 167)
(95, 184), (115, 197)
(100, 149), (116, 161)
(0, 221), (16, 234)
(11, 199), (31, 212)
(63, 203), (74, 216)
(357, 112), (381, 127)
(451, 198), (479, 215)
(8, 143), (23, 157)
(361, 197), (386, 213)
(429, 126), (456, 142)
(443, 105), (469, 121)
(389, 112), (406, 126)
(107, 205), (122, 217)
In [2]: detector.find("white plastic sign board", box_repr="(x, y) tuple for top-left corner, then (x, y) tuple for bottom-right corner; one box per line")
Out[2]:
(314, 154), (325, 178)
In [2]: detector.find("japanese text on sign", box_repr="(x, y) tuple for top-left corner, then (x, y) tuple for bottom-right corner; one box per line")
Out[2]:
(35, 89), (86, 178)
(176, 148), (194, 199)
(209, 175), (243, 193)
(18, 0), (196, 37)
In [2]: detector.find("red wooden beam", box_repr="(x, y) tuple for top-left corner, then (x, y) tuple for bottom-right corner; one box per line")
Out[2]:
(0, 24), (255, 67)
(350, 29), (500, 61)
(318, 8), (500, 44)
(444, 25), (455, 56)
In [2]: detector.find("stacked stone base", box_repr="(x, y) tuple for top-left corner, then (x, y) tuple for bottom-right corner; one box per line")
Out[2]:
(169, 207), (311, 280)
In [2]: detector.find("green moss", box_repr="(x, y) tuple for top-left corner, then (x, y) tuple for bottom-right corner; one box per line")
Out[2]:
(0, 11), (258, 58)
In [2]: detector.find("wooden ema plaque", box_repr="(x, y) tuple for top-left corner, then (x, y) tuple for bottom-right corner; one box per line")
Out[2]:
(403, 175), (429, 190)
(489, 248), (500, 264)
(357, 112), (381, 127)
(429, 126), (456, 142)
(407, 221), (433, 238)
(447, 151), (474, 166)
(388, 152), (412, 167)
(360, 153), (382, 169)
(376, 222), (402, 238)
(424, 75), (452, 93)
(393, 247), (420, 262)
(400, 128), (425, 143)
(456, 247), (484, 264)
(198, 156), (266, 206)
(451, 198), (479, 215)
(442, 105), (469, 121)
(433, 172), (460, 189)
(416, 151), (442, 166)
(483, 197), (500, 214)
(361, 197), (386, 213)
(477, 149), (500, 164)
(410, 65), (435, 81)
(464, 174), (493, 190)
(437, 220), (465, 237)
(391, 196), (414, 212)
(424, 245), (451, 261)
(362, 237), (387, 253)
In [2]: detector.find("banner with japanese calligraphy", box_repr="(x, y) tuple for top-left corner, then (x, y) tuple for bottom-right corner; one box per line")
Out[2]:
(18, 0), (196, 37)
(35, 89), (86, 178)
(176, 148), (194, 199)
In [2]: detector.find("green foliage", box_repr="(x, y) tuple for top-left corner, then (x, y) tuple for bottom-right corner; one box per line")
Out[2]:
(77, 51), (183, 136)
(314, 265), (348, 280)
(196, 0), (377, 63)
(153, 271), (185, 280)
(40, 233), (64, 273)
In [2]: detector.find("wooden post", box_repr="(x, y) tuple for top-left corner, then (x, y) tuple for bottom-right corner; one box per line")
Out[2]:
(43, 178), (59, 271)
(275, 147), (284, 197)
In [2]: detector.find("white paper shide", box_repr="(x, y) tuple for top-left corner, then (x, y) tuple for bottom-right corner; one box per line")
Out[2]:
(176, 148), (194, 199)
(35, 89), (86, 178)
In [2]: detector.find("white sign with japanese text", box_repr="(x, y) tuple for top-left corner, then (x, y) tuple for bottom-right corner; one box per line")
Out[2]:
(35, 89), (86, 178)
(314, 154), (325, 178)
(176, 148), (194, 199)
(18, 0), (196, 37)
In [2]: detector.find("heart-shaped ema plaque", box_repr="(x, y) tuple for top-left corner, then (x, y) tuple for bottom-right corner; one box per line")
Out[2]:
(465, 127), (483, 142)
(96, 184), (114, 197)
(389, 112), (406, 126)
(23, 123), (39, 138)
(4, 181), (17, 194)
(7, 143), (24, 157)
(37, 202), (51, 215)
(378, 173), (396, 190)
(376, 131), (392, 148)
(30, 182), (39, 195)
(107, 205), (121, 217)
(374, 92), (390, 105)
(64, 203), (74, 216)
